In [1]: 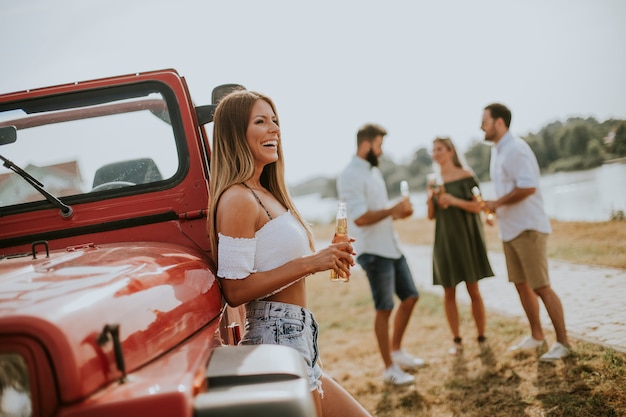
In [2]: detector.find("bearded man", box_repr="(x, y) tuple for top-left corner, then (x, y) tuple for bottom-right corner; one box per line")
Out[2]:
(337, 123), (424, 386)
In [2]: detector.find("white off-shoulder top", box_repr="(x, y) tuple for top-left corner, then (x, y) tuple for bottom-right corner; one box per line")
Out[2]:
(217, 211), (312, 279)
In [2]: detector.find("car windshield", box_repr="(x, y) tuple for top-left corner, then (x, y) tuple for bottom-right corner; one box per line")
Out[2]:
(0, 83), (181, 210)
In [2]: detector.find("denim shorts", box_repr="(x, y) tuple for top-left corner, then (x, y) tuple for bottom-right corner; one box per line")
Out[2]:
(357, 253), (419, 311)
(240, 300), (323, 393)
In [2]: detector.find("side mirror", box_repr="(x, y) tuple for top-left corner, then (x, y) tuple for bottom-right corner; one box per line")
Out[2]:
(196, 84), (245, 125)
(0, 125), (17, 145)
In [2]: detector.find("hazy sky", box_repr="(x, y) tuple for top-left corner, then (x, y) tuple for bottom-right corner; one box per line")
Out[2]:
(1, 0), (625, 185)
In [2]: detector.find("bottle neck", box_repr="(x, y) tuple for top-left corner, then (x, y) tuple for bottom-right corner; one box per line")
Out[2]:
(335, 212), (348, 234)
(336, 203), (347, 219)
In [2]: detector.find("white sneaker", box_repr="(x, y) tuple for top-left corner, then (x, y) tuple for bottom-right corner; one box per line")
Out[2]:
(383, 364), (415, 386)
(391, 349), (426, 368)
(508, 336), (547, 352)
(539, 342), (571, 361)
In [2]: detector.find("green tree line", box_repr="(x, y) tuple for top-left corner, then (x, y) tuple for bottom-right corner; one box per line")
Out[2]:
(291, 117), (626, 199)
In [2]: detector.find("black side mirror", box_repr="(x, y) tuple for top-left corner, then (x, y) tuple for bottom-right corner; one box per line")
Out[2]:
(0, 125), (17, 145)
(196, 84), (246, 125)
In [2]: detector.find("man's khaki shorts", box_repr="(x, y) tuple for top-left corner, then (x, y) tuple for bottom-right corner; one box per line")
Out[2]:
(503, 230), (550, 289)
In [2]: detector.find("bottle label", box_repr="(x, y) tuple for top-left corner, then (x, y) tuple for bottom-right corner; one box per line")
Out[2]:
(335, 217), (348, 235)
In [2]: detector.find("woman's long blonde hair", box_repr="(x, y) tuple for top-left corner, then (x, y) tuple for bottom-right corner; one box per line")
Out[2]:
(207, 89), (314, 267)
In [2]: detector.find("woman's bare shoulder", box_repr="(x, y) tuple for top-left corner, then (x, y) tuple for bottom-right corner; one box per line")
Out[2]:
(219, 184), (256, 207)
(217, 185), (259, 226)
(460, 169), (476, 180)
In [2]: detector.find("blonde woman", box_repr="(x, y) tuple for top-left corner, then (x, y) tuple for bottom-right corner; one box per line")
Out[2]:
(427, 137), (494, 355)
(207, 89), (371, 417)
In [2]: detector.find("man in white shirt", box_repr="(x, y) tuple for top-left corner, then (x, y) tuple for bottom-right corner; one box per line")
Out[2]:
(482, 103), (571, 361)
(337, 123), (424, 385)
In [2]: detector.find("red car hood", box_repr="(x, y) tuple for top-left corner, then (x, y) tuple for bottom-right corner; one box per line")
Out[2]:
(0, 241), (222, 404)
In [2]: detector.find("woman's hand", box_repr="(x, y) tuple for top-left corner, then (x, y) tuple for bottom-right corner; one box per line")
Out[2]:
(310, 239), (356, 278)
(437, 192), (452, 209)
(439, 193), (488, 214)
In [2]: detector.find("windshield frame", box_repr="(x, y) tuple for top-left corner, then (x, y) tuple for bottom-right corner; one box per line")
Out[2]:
(0, 80), (188, 216)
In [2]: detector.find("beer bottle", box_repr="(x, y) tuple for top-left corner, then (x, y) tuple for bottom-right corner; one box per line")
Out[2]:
(330, 201), (350, 282)
(400, 180), (409, 199)
(471, 186), (495, 222)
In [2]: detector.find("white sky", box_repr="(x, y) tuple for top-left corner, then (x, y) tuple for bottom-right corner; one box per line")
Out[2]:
(1, 0), (625, 185)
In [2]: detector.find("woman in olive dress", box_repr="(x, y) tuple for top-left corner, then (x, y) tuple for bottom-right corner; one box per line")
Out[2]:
(427, 137), (494, 355)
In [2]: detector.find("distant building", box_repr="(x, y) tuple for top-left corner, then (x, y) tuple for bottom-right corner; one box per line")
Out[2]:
(0, 160), (83, 207)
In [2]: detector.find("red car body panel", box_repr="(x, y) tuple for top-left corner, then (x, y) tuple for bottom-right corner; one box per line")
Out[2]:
(55, 314), (222, 417)
(0, 242), (222, 404)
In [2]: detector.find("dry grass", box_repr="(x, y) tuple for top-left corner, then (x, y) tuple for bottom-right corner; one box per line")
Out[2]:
(547, 221), (626, 269)
(309, 219), (626, 416)
(313, 217), (626, 269)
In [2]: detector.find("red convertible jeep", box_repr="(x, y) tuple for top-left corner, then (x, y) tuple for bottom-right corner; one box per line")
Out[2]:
(0, 69), (316, 417)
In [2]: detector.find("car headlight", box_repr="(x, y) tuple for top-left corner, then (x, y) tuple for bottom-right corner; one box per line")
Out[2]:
(0, 354), (32, 417)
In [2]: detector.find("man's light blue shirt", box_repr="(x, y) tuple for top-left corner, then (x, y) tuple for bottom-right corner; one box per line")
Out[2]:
(337, 156), (403, 259)
(490, 131), (551, 242)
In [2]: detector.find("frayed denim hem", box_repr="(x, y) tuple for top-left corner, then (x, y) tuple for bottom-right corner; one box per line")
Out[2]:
(311, 377), (324, 398)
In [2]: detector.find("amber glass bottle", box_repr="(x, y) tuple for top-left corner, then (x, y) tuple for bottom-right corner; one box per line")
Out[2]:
(330, 201), (349, 282)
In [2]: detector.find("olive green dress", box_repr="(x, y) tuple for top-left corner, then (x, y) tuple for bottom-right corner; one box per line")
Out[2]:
(433, 176), (494, 288)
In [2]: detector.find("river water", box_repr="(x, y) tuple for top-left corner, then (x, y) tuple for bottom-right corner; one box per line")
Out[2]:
(294, 163), (626, 224)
